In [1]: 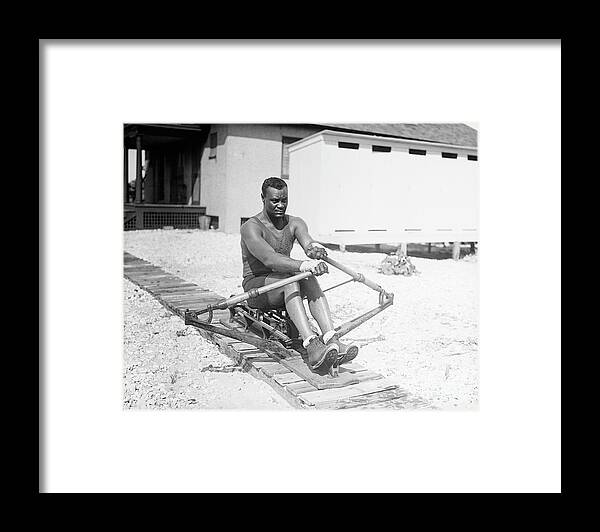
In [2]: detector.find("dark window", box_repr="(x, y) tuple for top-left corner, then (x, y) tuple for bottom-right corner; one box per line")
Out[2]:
(468, 154), (478, 161)
(409, 148), (427, 156)
(441, 152), (458, 159)
(372, 145), (391, 152)
(338, 142), (359, 150)
(209, 132), (217, 159)
(281, 136), (302, 179)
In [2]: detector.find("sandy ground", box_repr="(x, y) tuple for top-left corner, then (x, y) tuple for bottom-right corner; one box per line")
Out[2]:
(123, 278), (292, 409)
(124, 229), (479, 409)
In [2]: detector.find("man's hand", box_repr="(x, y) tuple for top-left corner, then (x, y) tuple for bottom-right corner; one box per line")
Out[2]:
(306, 242), (328, 260)
(300, 260), (329, 276)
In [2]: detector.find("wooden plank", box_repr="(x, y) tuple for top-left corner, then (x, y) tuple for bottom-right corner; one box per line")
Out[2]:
(125, 269), (170, 275)
(144, 280), (198, 286)
(127, 274), (174, 281)
(252, 362), (291, 377)
(152, 285), (207, 293)
(126, 274), (162, 279)
(297, 379), (398, 407)
(273, 373), (304, 386)
(240, 354), (273, 364)
(284, 372), (383, 396)
(123, 263), (159, 268)
(273, 355), (360, 390)
(314, 387), (411, 410)
(124, 267), (168, 273)
(286, 381), (318, 396)
(123, 262), (159, 267)
(174, 294), (222, 304)
(236, 350), (264, 358)
(251, 361), (285, 370)
(129, 278), (180, 285)
(261, 366), (293, 378)
(231, 342), (262, 351)
(157, 286), (206, 299)
(160, 291), (212, 298)
(338, 362), (367, 373)
(152, 282), (201, 289)
(156, 296), (207, 303)
(124, 266), (153, 270)
(223, 337), (242, 346)
(144, 283), (198, 290)
(158, 295), (203, 302)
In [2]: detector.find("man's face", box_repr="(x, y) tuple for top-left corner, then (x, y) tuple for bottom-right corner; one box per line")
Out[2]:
(262, 187), (288, 218)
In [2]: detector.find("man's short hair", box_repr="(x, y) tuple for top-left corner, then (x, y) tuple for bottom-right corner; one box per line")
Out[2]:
(261, 177), (287, 197)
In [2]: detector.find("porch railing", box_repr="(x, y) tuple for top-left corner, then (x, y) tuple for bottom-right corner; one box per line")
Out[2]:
(124, 203), (208, 230)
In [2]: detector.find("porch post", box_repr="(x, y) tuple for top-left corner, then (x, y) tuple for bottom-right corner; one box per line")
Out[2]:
(135, 135), (143, 204)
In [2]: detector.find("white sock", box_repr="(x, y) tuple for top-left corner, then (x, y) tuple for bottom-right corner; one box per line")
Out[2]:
(302, 334), (317, 348)
(322, 329), (336, 344)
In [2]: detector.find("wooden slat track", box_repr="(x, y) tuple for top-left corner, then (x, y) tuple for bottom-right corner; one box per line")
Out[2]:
(124, 251), (427, 409)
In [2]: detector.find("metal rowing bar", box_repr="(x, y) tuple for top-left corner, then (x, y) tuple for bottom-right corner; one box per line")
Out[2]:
(322, 278), (354, 293)
(323, 256), (387, 295)
(334, 297), (394, 338)
(321, 256), (394, 338)
(188, 270), (314, 323)
(189, 256), (393, 328)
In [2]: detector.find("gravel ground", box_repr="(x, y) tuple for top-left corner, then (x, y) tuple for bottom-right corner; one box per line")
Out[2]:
(123, 278), (292, 409)
(124, 229), (479, 409)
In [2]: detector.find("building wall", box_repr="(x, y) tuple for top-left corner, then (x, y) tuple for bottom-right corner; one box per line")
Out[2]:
(200, 124), (321, 233)
(284, 136), (323, 236)
(289, 131), (479, 244)
(199, 124), (230, 227)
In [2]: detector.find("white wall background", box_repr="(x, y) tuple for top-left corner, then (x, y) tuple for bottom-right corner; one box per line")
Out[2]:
(201, 123), (321, 233)
(289, 131), (479, 244)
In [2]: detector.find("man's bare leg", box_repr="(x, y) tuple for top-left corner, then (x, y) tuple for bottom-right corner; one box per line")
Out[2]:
(300, 276), (359, 361)
(282, 281), (315, 340)
(256, 273), (339, 369)
(299, 276), (335, 335)
(259, 273), (314, 340)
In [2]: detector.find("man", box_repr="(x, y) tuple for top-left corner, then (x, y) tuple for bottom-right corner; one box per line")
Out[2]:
(240, 177), (358, 373)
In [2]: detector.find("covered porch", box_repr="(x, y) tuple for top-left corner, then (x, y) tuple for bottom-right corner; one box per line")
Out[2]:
(123, 124), (210, 230)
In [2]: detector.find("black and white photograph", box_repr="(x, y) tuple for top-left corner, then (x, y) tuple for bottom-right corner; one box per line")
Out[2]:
(123, 123), (479, 410)
(41, 40), (561, 493)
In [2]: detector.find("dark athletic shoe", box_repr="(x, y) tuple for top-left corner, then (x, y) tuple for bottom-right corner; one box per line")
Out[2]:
(324, 333), (359, 364)
(306, 336), (339, 371)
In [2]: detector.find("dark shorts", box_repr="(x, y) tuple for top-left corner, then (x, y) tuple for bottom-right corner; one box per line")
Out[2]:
(242, 275), (284, 311)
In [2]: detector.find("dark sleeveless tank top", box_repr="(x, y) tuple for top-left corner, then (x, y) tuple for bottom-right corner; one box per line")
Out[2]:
(241, 216), (295, 282)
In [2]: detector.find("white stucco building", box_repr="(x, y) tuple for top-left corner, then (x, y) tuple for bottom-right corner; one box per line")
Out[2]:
(288, 130), (479, 246)
(124, 123), (478, 246)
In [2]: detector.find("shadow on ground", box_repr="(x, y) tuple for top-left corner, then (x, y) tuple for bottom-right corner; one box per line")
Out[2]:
(322, 242), (478, 260)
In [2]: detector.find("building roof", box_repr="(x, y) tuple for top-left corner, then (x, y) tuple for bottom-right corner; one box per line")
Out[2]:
(312, 123), (477, 148)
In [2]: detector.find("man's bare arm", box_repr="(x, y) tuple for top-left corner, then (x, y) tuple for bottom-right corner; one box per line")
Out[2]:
(293, 217), (328, 260)
(241, 221), (304, 273)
